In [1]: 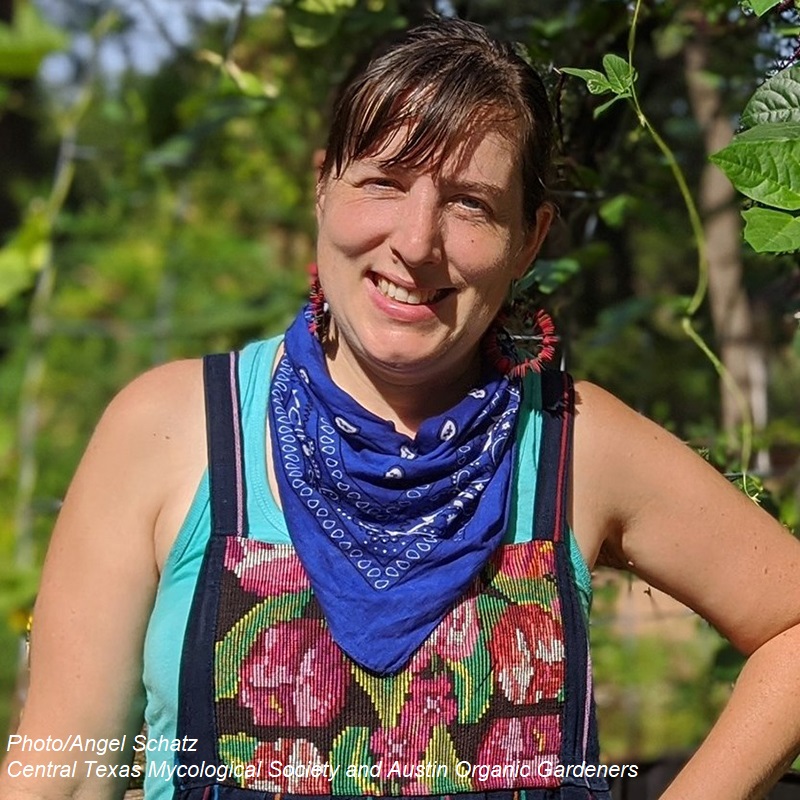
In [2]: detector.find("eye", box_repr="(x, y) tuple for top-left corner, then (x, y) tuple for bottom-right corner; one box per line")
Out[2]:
(358, 174), (403, 195)
(367, 177), (399, 188)
(453, 195), (491, 215)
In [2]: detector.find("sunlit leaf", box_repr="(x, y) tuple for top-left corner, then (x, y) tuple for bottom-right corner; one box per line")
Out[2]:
(740, 65), (800, 128)
(602, 53), (636, 96)
(742, 207), (800, 253)
(0, 2), (68, 77)
(710, 123), (800, 210)
(560, 67), (612, 96)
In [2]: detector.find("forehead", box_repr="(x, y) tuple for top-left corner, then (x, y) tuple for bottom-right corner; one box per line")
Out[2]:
(357, 119), (523, 187)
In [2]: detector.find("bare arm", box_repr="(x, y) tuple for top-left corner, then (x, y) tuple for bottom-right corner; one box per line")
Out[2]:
(571, 380), (800, 800)
(0, 360), (205, 800)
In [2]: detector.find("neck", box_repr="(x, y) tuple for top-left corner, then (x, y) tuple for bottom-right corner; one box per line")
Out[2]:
(323, 332), (484, 438)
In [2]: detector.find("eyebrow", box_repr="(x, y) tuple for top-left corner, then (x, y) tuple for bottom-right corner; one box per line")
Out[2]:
(351, 159), (507, 199)
(440, 177), (506, 199)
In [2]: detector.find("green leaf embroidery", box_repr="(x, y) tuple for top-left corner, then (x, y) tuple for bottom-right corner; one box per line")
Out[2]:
(330, 727), (380, 794)
(423, 725), (473, 792)
(351, 666), (412, 728)
(218, 734), (259, 787)
(215, 589), (312, 699)
(449, 655), (492, 724)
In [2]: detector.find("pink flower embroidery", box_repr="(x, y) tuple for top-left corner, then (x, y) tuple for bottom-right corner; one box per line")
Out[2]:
(406, 672), (458, 729)
(246, 738), (329, 792)
(494, 541), (555, 581)
(370, 724), (430, 767)
(239, 618), (349, 726)
(430, 595), (480, 662)
(475, 716), (561, 789)
(224, 539), (309, 597)
(490, 604), (564, 704)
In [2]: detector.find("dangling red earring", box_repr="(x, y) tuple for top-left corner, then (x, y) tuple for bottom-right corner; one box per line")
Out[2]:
(484, 304), (558, 377)
(307, 262), (327, 341)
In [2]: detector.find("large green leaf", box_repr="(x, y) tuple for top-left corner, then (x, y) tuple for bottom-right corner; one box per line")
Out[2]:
(710, 123), (800, 210)
(741, 66), (800, 128)
(742, 207), (800, 253)
(0, 2), (68, 77)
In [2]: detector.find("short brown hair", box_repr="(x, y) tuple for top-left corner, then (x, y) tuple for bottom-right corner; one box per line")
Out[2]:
(320, 17), (554, 225)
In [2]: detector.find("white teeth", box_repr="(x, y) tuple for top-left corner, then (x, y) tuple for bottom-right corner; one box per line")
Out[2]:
(376, 276), (439, 305)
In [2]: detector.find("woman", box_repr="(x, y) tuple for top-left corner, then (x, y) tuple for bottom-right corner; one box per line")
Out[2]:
(3, 17), (800, 800)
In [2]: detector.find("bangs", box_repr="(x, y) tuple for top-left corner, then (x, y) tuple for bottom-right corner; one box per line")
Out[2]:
(327, 54), (529, 180)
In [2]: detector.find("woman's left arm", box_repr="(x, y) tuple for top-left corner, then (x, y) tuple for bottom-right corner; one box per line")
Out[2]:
(570, 380), (800, 800)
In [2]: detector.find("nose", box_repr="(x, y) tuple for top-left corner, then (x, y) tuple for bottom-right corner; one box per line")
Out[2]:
(389, 181), (444, 268)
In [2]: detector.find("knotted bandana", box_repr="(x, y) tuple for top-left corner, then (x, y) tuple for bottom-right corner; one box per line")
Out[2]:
(269, 306), (522, 675)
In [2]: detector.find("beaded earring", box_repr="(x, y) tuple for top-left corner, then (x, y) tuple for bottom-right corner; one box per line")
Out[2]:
(484, 281), (558, 377)
(307, 262), (328, 341)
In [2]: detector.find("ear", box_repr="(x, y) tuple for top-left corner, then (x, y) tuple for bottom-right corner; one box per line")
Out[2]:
(314, 149), (327, 220)
(514, 201), (555, 279)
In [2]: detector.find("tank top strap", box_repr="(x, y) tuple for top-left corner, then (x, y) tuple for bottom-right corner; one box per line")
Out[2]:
(203, 351), (249, 539)
(532, 369), (574, 543)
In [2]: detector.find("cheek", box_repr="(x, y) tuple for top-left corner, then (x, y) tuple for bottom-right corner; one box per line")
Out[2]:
(319, 197), (390, 258)
(450, 233), (517, 295)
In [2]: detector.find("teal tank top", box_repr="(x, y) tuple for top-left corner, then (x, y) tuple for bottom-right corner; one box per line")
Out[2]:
(141, 336), (593, 800)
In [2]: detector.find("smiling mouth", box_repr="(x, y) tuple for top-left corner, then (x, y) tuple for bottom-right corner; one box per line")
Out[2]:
(373, 274), (451, 306)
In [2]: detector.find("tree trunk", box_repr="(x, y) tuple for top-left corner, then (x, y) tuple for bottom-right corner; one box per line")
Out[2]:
(684, 37), (770, 470)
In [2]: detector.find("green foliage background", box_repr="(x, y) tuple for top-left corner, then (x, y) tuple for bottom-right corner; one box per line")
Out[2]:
(1, 0), (799, 766)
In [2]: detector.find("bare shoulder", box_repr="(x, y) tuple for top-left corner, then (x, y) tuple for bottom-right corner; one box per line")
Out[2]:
(570, 379), (800, 655)
(90, 358), (208, 566)
(97, 357), (205, 448)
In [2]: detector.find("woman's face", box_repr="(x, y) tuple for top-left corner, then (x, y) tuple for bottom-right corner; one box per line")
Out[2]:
(315, 124), (552, 392)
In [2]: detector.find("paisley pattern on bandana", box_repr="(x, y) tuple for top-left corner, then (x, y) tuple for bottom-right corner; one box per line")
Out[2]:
(268, 307), (522, 674)
(213, 538), (565, 795)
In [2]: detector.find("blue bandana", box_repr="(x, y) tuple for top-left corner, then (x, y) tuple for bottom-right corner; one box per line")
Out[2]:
(269, 307), (521, 675)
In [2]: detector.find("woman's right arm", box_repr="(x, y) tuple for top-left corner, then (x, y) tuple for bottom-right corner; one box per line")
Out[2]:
(0, 359), (205, 800)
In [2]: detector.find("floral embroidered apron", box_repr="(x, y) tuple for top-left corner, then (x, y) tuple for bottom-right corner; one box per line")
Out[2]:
(172, 353), (610, 800)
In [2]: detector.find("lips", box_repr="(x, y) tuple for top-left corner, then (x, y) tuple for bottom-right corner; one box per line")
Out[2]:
(372, 274), (449, 306)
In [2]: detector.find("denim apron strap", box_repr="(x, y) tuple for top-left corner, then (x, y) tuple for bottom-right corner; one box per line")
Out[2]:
(174, 352), (249, 799)
(204, 351), (249, 540)
(537, 370), (609, 799)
